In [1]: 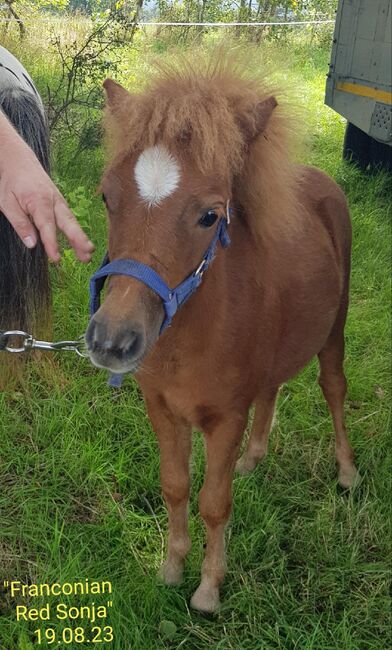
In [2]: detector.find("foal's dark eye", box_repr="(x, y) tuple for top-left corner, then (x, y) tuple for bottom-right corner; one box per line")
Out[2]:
(199, 210), (218, 228)
(102, 193), (107, 205)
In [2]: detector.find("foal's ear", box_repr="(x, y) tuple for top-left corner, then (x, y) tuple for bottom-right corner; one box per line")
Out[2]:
(240, 96), (278, 142)
(254, 96), (278, 135)
(103, 78), (130, 108)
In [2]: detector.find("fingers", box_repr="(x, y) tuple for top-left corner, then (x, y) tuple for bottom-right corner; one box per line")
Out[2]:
(54, 198), (95, 262)
(24, 193), (61, 262)
(1, 193), (38, 249)
(36, 217), (60, 262)
(0, 114), (95, 262)
(24, 192), (94, 263)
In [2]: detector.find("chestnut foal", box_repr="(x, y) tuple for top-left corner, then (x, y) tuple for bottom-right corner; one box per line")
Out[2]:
(86, 58), (358, 612)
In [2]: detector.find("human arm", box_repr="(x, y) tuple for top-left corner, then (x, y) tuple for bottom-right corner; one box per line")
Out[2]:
(0, 110), (94, 262)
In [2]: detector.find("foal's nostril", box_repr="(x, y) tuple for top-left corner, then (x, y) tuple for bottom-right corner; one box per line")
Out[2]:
(85, 318), (106, 350)
(117, 328), (144, 360)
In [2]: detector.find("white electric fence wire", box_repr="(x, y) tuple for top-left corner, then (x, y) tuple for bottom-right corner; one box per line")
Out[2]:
(0, 18), (335, 26)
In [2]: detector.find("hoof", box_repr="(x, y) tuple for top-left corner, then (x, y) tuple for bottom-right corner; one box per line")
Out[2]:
(190, 583), (220, 613)
(158, 559), (183, 586)
(235, 454), (257, 475)
(338, 465), (360, 489)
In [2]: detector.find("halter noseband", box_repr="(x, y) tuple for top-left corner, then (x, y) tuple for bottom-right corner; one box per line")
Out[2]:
(89, 212), (231, 386)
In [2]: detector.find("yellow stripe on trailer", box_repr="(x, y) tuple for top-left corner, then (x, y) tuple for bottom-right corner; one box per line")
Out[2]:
(336, 81), (392, 104)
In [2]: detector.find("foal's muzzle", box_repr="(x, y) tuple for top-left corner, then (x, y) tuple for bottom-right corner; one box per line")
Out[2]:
(85, 316), (146, 372)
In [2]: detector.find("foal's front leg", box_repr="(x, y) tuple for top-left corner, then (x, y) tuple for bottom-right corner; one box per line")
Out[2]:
(191, 415), (246, 613)
(146, 396), (192, 585)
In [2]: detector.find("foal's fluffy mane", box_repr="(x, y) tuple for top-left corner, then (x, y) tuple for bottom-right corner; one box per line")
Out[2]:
(105, 49), (300, 240)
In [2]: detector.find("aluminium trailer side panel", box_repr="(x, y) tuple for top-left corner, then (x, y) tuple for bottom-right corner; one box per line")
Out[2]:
(325, 0), (392, 145)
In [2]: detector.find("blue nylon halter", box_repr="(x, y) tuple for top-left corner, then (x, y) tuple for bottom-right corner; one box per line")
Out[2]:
(89, 215), (231, 387)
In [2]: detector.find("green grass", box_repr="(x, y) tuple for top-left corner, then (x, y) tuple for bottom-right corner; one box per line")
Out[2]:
(1, 30), (391, 650)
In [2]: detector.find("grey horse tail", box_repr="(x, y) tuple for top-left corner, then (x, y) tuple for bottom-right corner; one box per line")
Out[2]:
(0, 87), (51, 337)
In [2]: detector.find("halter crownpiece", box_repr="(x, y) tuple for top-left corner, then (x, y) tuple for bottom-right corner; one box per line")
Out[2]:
(89, 208), (232, 386)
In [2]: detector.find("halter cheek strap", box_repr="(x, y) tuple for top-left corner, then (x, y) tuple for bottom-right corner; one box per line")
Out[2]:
(89, 214), (231, 386)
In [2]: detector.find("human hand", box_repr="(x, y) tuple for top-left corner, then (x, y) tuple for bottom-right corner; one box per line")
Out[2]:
(0, 112), (95, 262)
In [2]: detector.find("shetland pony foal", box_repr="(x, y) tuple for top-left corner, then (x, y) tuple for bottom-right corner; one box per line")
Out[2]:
(86, 59), (358, 612)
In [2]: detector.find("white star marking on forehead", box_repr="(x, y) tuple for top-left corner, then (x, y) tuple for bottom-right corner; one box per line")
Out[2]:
(134, 145), (180, 207)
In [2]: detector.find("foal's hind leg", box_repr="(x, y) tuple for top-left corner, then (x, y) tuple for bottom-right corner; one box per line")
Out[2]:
(235, 388), (278, 475)
(318, 333), (358, 488)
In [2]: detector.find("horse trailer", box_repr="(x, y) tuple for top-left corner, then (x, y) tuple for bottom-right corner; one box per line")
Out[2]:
(325, 0), (392, 170)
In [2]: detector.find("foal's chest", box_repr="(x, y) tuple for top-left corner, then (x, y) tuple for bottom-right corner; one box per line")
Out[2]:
(138, 344), (248, 430)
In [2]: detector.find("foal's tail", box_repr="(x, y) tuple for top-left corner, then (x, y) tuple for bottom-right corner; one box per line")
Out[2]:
(0, 87), (51, 378)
